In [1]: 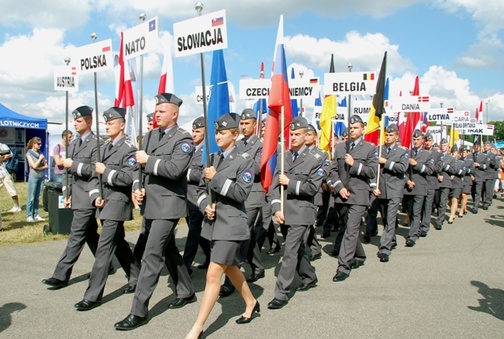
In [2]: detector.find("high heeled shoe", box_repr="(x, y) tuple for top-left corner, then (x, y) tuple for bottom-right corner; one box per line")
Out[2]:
(197, 330), (203, 339)
(448, 218), (454, 224)
(235, 301), (260, 324)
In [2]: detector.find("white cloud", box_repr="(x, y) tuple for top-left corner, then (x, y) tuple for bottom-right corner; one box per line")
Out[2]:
(456, 34), (504, 68)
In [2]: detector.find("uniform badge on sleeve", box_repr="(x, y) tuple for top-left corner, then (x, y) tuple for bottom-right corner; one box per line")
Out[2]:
(316, 168), (325, 176)
(126, 156), (137, 166)
(324, 159), (330, 166)
(181, 142), (192, 154)
(241, 170), (253, 183)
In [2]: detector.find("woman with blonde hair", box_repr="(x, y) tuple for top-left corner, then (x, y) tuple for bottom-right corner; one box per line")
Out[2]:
(25, 137), (47, 222)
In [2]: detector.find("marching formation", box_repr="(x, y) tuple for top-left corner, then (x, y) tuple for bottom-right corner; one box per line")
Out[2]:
(40, 92), (501, 337)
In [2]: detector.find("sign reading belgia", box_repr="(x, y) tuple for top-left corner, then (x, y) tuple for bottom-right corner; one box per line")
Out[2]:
(173, 9), (228, 57)
(53, 66), (79, 92)
(72, 39), (113, 75)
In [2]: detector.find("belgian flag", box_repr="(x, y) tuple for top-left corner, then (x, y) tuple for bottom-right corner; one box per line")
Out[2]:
(364, 52), (387, 145)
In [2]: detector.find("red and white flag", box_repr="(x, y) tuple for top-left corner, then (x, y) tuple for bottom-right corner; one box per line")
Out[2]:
(158, 36), (174, 94)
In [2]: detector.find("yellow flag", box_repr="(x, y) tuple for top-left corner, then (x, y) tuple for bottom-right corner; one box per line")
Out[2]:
(450, 126), (459, 148)
(319, 95), (337, 157)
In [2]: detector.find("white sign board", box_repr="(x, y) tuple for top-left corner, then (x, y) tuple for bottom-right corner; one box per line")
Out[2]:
(288, 78), (319, 99)
(72, 39), (113, 74)
(351, 100), (372, 116)
(122, 17), (159, 60)
(426, 125), (448, 144)
(239, 79), (270, 99)
(390, 96), (431, 113)
(451, 110), (471, 123)
(324, 72), (377, 95)
(194, 86), (211, 104)
(463, 124), (494, 136)
(454, 119), (476, 130)
(53, 66), (79, 92)
(173, 9), (228, 57)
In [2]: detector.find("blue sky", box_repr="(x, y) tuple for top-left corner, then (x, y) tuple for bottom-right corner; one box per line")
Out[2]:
(0, 0), (503, 133)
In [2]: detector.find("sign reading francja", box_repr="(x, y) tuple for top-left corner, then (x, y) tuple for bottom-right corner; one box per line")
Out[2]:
(239, 78), (320, 99)
(389, 95), (431, 113)
(53, 66), (79, 92)
(324, 72), (377, 95)
(173, 9), (228, 57)
(122, 17), (159, 60)
(72, 39), (113, 75)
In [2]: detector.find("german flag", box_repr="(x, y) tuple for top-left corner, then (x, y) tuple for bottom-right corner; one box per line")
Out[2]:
(364, 52), (387, 145)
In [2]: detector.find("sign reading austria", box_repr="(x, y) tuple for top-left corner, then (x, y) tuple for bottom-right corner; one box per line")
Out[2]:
(72, 39), (113, 75)
(122, 17), (159, 60)
(173, 9), (228, 57)
(53, 66), (79, 92)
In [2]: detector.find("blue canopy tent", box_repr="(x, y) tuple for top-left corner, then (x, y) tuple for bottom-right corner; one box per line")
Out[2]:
(0, 103), (48, 180)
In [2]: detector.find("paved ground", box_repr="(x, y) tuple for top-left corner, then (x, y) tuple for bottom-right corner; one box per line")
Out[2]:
(1, 200), (504, 338)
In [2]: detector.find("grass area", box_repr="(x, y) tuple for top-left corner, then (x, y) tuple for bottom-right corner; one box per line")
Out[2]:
(0, 181), (143, 247)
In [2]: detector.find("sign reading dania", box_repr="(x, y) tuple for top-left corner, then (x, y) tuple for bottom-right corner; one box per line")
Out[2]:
(173, 9), (228, 57)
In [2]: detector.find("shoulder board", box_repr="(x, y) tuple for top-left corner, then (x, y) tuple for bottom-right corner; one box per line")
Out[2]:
(399, 146), (408, 150)
(124, 139), (135, 148)
(240, 153), (251, 159)
(177, 127), (191, 135)
(312, 152), (321, 159)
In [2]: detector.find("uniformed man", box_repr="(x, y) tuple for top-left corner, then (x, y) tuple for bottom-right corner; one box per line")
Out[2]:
(403, 130), (434, 246)
(74, 107), (140, 311)
(373, 124), (408, 262)
(328, 116), (377, 282)
(267, 117), (324, 310)
(434, 139), (456, 230)
(146, 113), (154, 131)
(483, 142), (499, 209)
(420, 133), (442, 235)
(182, 116), (211, 272)
(114, 93), (195, 331)
(471, 143), (488, 214)
(42, 106), (101, 289)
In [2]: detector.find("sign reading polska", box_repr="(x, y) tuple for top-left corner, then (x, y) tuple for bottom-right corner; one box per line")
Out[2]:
(72, 39), (113, 74)
(173, 9), (228, 57)
(324, 72), (377, 95)
(390, 95), (431, 113)
(53, 66), (79, 92)
(122, 17), (159, 60)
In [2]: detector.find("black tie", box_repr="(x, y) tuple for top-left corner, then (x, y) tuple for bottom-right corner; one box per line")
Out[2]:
(216, 153), (224, 168)
(386, 147), (391, 154)
(473, 152), (477, 161)
(159, 131), (165, 141)
(243, 139), (248, 146)
(103, 143), (112, 159)
(78, 138), (83, 147)
(350, 142), (355, 152)
(293, 151), (299, 162)
(414, 149), (418, 157)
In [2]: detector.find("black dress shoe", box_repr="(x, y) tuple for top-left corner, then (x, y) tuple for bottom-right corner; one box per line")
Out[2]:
(332, 271), (349, 282)
(329, 249), (339, 257)
(420, 231), (428, 237)
(219, 284), (235, 297)
(296, 278), (318, 291)
(114, 314), (148, 331)
(74, 299), (101, 311)
(473, 209), (478, 214)
(434, 225), (442, 230)
(236, 301), (260, 324)
(310, 253), (322, 261)
(41, 277), (68, 290)
(246, 271), (265, 283)
(168, 294), (197, 309)
(362, 235), (371, 243)
(197, 262), (209, 269)
(378, 253), (389, 262)
(321, 231), (330, 239)
(267, 298), (288, 310)
(123, 285), (136, 294)
(267, 246), (281, 255)
(350, 260), (364, 269)
(391, 242), (397, 250)
(483, 205), (489, 210)
(405, 239), (416, 247)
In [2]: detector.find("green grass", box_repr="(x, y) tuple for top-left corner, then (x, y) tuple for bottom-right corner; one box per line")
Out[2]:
(0, 181), (143, 247)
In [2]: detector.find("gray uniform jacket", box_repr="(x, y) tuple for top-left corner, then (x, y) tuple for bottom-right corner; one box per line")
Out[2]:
(270, 147), (325, 226)
(309, 145), (330, 206)
(375, 144), (409, 199)
(404, 148), (434, 196)
(328, 139), (377, 206)
(197, 147), (254, 241)
(89, 136), (138, 221)
(463, 157), (475, 187)
(485, 152), (500, 180)
(134, 126), (193, 219)
(63, 133), (102, 210)
(438, 152), (457, 188)
(451, 157), (466, 189)
(472, 151), (488, 182)
(425, 149), (443, 190)
(236, 135), (264, 209)
(186, 145), (203, 208)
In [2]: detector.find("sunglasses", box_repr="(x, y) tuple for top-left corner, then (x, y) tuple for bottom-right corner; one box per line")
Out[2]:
(36, 143), (41, 145)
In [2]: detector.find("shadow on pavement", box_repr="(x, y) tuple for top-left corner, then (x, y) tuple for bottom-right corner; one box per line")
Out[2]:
(484, 215), (504, 228)
(468, 281), (504, 321)
(0, 302), (27, 333)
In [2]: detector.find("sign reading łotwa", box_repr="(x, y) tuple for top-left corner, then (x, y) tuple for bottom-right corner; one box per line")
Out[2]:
(427, 107), (454, 124)
(324, 72), (376, 95)
(122, 17), (159, 60)
(72, 39), (113, 74)
(173, 9), (228, 57)
(390, 95), (431, 113)
(463, 124), (494, 136)
(239, 78), (320, 100)
(53, 66), (79, 92)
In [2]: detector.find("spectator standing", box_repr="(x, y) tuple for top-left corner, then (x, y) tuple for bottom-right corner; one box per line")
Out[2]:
(52, 130), (73, 183)
(0, 142), (21, 212)
(25, 137), (47, 222)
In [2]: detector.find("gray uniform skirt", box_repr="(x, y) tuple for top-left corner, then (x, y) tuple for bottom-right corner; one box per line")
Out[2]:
(210, 240), (241, 266)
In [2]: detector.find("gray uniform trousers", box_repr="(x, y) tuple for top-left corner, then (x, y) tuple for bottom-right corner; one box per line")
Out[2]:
(305, 225), (322, 257)
(405, 195), (426, 241)
(436, 188), (450, 227)
(483, 178), (495, 206)
(245, 207), (264, 274)
(421, 189), (436, 233)
(84, 219), (139, 301)
(378, 197), (401, 255)
(52, 208), (99, 282)
(336, 204), (367, 275)
(274, 224), (316, 301)
(472, 181), (485, 210)
(131, 218), (194, 318)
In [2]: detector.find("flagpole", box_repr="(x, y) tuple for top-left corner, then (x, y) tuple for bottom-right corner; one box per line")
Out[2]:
(91, 33), (103, 199)
(196, 3), (213, 205)
(280, 105), (285, 215)
(257, 63), (265, 137)
(376, 114), (385, 189)
(136, 13), (147, 190)
(346, 63), (352, 184)
(64, 57), (71, 195)
(129, 106), (138, 147)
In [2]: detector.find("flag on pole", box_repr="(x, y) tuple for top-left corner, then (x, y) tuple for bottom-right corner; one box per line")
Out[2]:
(158, 37), (174, 94)
(334, 97), (347, 137)
(475, 100), (483, 123)
(260, 14), (293, 192)
(400, 75), (422, 148)
(319, 54), (338, 157)
(202, 49), (230, 164)
(290, 67), (299, 118)
(113, 32), (134, 109)
(364, 51), (387, 145)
